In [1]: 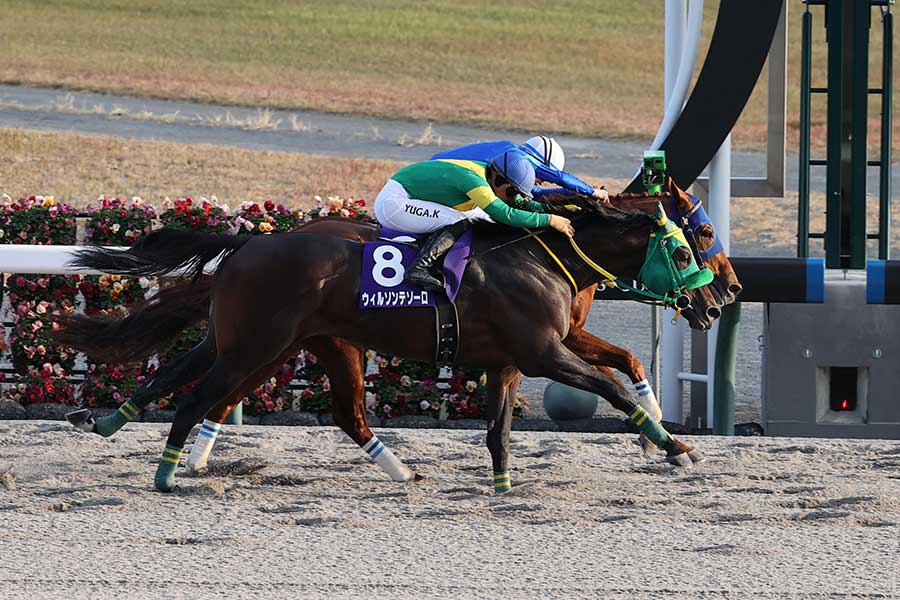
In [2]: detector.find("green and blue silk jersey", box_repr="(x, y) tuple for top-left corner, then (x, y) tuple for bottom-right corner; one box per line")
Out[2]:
(431, 140), (595, 198)
(391, 159), (551, 229)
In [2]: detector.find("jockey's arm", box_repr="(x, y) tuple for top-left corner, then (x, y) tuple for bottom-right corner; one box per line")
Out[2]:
(463, 185), (551, 229)
(534, 163), (595, 196)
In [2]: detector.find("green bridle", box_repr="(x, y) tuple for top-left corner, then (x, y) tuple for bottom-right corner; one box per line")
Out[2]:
(564, 202), (713, 310)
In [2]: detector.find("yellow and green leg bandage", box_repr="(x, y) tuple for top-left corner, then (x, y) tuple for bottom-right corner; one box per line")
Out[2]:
(94, 400), (141, 437)
(629, 405), (671, 448)
(154, 443), (183, 492)
(493, 470), (511, 494)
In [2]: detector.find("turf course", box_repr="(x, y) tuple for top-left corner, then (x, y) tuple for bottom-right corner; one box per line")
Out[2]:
(3, 1), (897, 148)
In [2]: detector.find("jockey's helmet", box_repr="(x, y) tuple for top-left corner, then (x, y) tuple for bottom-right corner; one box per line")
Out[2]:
(521, 136), (566, 171)
(489, 149), (536, 199)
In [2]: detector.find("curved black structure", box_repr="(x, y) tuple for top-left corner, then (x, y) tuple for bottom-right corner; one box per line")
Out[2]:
(625, 0), (785, 192)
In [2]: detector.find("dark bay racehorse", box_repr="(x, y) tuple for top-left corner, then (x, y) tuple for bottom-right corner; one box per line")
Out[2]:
(59, 200), (721, 492)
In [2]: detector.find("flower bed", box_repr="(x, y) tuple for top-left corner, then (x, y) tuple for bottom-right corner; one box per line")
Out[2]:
(0, 192), (525, 422)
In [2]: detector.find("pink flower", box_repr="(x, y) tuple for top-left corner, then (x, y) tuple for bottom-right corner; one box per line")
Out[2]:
(419, 400), (430, 411)
(340, 209), (350, 218)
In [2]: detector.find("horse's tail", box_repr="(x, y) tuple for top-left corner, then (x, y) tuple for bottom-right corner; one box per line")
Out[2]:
(52, 277), (213, 364)
(70, 228), (251, 280)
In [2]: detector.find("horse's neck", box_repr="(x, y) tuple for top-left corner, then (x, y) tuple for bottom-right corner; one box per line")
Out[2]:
(538, 217), (651, 291)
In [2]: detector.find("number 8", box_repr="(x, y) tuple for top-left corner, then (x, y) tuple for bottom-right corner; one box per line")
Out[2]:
(373, 245), (405, 287)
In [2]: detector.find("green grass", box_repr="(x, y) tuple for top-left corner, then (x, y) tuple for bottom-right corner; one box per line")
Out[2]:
(0, 1), (897, 150)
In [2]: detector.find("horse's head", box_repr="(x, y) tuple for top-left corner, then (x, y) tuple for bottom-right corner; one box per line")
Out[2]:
(560, 197), (721, 332)
(664, 178), (742, 306)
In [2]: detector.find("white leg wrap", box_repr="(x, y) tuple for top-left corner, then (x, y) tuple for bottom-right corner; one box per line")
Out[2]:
(187, 419), (221, 471)
(362, 435), (415, 482)
(634, 379), (662, 422)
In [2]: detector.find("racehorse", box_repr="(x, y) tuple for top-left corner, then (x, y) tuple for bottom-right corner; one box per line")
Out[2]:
(58, 194), (723, 492)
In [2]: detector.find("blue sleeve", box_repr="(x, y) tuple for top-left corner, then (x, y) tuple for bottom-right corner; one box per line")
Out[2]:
(534, 164), (595, 196)
(431, 141), (517, 162)
(532, 187), (569, 199)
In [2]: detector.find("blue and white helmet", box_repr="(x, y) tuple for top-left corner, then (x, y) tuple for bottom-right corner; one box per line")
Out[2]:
(489, 149), (536, 199)
(521, 135), (566, 171)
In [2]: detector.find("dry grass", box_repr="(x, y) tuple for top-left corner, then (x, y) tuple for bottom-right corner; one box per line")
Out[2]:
(0, 128), (624, 211)
(2, 1), (896, 151)
(0, 129), (404, 210)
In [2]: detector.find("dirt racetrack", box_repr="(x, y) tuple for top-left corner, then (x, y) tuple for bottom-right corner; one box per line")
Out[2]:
(1, 420), (898, 599)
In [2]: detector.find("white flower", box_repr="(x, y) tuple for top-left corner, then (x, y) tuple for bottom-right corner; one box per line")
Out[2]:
(365, 392), (377, 410)
(111, 223), (121, 233)
(465, 380), (477, 392)
(244, 220), (254, 231)
(400, 375), (412, 387)
(138, 276), (152, 289)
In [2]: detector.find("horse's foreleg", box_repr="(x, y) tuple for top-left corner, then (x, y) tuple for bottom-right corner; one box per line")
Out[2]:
(522, 341), (693, 468)
(563, 328), (667, 459)
(485, 368), (521, 494)
(306, 337), (417, 482)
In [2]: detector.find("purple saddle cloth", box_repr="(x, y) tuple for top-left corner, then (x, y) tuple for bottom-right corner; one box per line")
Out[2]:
(358, 227), (472, 309)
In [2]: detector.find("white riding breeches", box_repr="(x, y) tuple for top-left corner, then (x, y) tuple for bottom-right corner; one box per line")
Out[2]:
(374, 179), (492, 234)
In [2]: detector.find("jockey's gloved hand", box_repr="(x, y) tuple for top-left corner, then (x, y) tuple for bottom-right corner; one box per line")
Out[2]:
(593, 186), (612, 206)
(548, 214), (575, 237)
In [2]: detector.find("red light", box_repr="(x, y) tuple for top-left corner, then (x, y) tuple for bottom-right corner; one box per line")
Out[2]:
(840, 399), (849, 410)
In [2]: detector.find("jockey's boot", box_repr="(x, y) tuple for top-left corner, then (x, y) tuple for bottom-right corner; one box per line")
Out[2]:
(404, 220), (469, 291)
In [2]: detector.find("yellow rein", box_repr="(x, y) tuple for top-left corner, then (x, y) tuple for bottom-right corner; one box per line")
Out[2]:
(524, 228), (622, 294)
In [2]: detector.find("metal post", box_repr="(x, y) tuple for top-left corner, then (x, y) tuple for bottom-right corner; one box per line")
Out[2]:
(706, 134), (732, 429)
(848, 0), (870, 269)
(659, 0), (687, 421)
(878, 7), (893, 260)
(713, 302), (741, 435)
(799, 6), (813, 258)
(824, 0), (846, 269)
(225, 403), (243, 425)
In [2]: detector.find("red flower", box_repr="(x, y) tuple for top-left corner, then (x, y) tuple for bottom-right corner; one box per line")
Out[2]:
(264, 200), (275, 212)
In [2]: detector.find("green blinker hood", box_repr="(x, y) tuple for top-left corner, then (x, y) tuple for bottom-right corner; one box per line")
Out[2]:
(639, 203), (714, 295)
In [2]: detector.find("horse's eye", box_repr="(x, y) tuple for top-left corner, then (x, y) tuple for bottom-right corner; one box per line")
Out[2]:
(696, 224), (715, 250)
(672, 246), (692, 270)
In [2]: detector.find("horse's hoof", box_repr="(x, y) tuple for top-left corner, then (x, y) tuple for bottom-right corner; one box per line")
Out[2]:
(186, 460), (208, 473)
(667, 452), (693, 468)
(638, 434), (658, 459)
(688, 449), (705, 464)
(154, 476), (176, 493)
(66, 409), (96, 433)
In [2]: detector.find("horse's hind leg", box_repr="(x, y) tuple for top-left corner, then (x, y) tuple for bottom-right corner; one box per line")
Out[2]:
(305, 337), (417, 482)
(485, 367), (520, 493)
(68, 336), (217, 437)
(154, 352), (264, 492)
(186, 348), (297, 472)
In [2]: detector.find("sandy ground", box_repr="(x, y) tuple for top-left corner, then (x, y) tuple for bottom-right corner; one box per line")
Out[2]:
(1, 421), (899, 599)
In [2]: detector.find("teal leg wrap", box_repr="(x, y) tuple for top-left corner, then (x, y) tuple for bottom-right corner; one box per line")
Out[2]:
(493, 470), (511, 494)
(154, 444), (183, 492)
(629, 406), (671, 448)
(94, 400), (141, 437)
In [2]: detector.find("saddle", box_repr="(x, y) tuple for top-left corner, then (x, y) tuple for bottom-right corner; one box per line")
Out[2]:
(359, 227), (473, 367)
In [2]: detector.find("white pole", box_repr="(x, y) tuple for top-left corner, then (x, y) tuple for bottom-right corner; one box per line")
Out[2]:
(705, 134), (732, 427)
(660, 0), (696, 424)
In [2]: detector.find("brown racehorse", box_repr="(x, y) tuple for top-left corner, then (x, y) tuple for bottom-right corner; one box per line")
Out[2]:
(59, 196), (725, 492)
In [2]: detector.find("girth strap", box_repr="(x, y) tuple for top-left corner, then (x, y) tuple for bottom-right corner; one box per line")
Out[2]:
(434, 294), (460, 367)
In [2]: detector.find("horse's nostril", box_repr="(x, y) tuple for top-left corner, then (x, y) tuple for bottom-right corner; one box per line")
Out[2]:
(706, 306), (721, 320)
(728, 283), (743, 296)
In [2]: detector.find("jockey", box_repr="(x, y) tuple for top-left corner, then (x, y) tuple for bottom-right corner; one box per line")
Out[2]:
(373, 148), (575, 291)
(431, 135), (610, 204)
